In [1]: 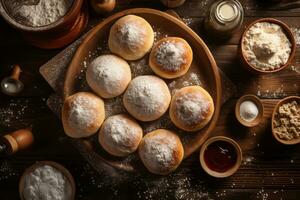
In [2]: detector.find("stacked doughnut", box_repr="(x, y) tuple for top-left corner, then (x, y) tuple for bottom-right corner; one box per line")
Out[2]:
(62, 15), (214, 175)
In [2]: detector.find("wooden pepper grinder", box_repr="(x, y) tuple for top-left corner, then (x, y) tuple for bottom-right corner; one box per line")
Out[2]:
(0, 128), (34, 155)
(90, 0), (116, 14)
(1, 64), (24, 96)
(160, 0), (186, 8)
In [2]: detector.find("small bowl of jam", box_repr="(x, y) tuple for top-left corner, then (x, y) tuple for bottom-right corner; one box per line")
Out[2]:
(200, 136), (242, 178)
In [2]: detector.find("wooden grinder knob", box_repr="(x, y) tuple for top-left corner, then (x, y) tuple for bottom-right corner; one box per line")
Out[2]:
(10, 64), (22, 80)
(2, 129), (34, 155)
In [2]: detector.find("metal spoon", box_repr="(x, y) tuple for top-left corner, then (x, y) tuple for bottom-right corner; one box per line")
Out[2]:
(1, 64), (24, 96)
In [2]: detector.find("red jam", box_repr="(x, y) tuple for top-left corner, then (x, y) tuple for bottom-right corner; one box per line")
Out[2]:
(204, 140), (237, 173)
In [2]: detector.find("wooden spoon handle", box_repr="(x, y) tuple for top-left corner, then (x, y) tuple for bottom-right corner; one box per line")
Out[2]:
(10, 64), (22, 80)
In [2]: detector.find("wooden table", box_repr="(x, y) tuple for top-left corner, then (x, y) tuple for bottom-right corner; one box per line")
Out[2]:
(0, 0), (299, 199)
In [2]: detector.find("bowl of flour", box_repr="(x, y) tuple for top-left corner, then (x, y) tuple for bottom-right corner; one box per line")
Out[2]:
(0, 0), (88, 48)
(240, 18), (296, 74)
(19, 161), (76, 200)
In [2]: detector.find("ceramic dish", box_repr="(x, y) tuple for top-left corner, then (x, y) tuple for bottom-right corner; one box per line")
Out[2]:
(199, 136), (242, 178)
(239, 18), (296, 74)
(0, 0), (88, 49)
(271, 96), (300, 145)
(235, 94), (264, 127)
(63, 8), (222, 173)
(19, 161), (76, 200)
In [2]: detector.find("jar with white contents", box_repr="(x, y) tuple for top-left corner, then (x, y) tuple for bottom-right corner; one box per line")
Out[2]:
(204, 0), (244, 40)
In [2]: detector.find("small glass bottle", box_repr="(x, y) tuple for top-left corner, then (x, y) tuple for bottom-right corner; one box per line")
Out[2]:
(204, 0), (244, 40)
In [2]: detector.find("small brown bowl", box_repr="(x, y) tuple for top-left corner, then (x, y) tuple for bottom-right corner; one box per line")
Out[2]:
(235, 94), (264, 127)
(0, 0), (88, 49)
(271, 96), (300, 145)
(239, 18), (296, 74)
(199, 136), (242, 178)
(19, 161), (76, 200)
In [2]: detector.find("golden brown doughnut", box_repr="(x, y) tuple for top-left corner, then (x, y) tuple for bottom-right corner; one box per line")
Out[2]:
(86, 54), (131, 98)
(149, 37), (193, 79)
(138, 129), (184, 175)
(98, 114), (143, 157)
(62, 92), (105, 138)
(169, 86), (214, 132)
(123, 75), (171, 122)
(108, 15), (154, 60)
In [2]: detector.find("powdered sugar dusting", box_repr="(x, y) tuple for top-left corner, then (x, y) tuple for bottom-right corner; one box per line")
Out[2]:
(136, 174), (211, 200)
(142, 133), (177, 168)
(129, 57), (153, 76)
(175, 93), (210, 126)
(102, 115), (141, 153)
(118, 21), (146, 51)
(168, 72), (202, 95)
(155, 41), (186, 72)
(182, 73), (202, 87)
(291, 65), (300, 74)
(291, 27), (300, 46)
(87, 55), (130, 97)
(154, 29), (168, 42)
(182, 17), (193, 26)
(123, 76), (170, 120)
(68, 95), (98, 130)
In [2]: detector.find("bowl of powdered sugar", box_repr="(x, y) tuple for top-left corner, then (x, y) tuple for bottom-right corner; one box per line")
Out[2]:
(19, 161), (76, 200)
(0, 0), (88, 49)
(240, 18), (296, 74)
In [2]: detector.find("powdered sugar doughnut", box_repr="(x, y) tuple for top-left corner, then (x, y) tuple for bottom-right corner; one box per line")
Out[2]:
(108, 15), (154, 60)
(138, 129), (184, 175)
(169, 86), (214, 132)
(149, 37), (193, 79)
(86, 54), (131, 98)
(62, 92), (105, 138)
(123, 75), (171, 122)
(98, 114), (143, 157)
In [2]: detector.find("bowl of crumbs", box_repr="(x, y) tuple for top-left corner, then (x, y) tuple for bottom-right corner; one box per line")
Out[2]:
(240, 18), (296, 74)
(19, 161), (76, 200)
(0, 0), (88, 49)
(272, 96), (300, 145)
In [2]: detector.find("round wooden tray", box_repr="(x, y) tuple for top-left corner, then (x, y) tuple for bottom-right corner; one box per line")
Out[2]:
(63, 8), (222, 173)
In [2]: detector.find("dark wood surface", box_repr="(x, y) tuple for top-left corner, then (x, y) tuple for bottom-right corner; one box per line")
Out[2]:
(0, 0), (300, 199)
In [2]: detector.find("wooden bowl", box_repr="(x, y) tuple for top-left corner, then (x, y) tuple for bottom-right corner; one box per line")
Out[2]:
(199, 136), (242, 178)
(63, 8), (222, 172)
(271, 96), (300, 145)
(0, 0), (88, 49)
(235, 94), (264, 127)
(239, 18), (296, 74)
(19, 161), (76, 200)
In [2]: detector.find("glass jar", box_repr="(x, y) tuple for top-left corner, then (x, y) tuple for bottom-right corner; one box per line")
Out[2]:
(204, 0), (244, 39)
